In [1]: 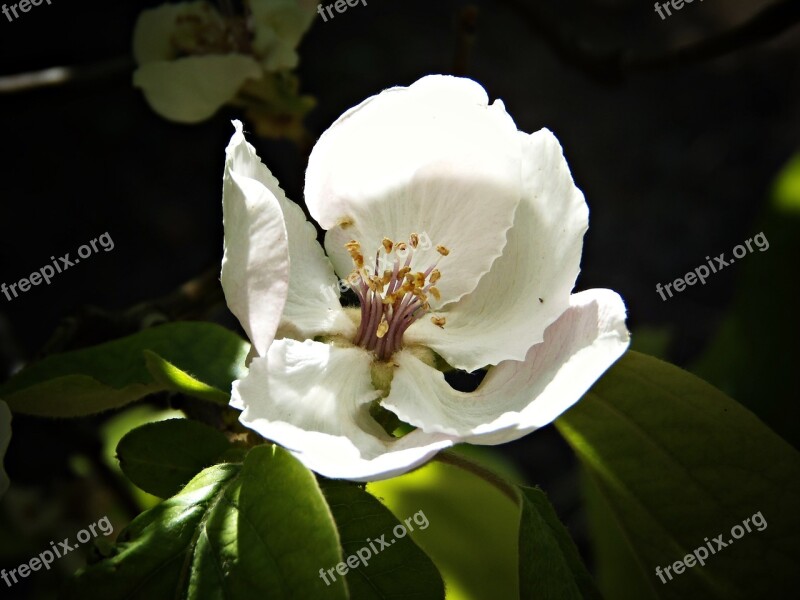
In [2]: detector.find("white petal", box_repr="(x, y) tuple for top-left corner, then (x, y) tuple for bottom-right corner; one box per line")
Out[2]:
(222, 140), (289, 357)
(405, 129), (588, 371)
(305, 75), (523, 304)
(382, 289), (629, 443)
(233, 339), (456, 481)
(248, 0), (317, 71)
(132, 1), (223, 64)
(226, 121), (355, 342)
(133, 55), (261, 123)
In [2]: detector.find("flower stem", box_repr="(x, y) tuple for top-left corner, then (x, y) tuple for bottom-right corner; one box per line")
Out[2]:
(434, 450), (520, 505)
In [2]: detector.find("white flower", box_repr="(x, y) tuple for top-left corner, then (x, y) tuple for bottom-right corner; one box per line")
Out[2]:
(222, 75), (630, 481)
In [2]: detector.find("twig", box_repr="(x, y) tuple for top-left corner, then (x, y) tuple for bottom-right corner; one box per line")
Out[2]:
(434, 450), (520, 505)
(501, 0), (800, 83)
(0, 56), (133, 94)
(453, 5), (479, 77)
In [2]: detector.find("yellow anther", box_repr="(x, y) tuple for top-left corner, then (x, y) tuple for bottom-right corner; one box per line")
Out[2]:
(410, 233), (419, 248)
(395, 242), (408, 253)
(345, 240), (360, 252)
(382, 238), (394, 253)
(376, 317), (389, 338)
(382, 270), (393, 285)
(436, 245), (450, 256)
(382, 293), (397, 305)
(429, 269), (441, 284)
(398, 266), (412, 279)
(431, 316), (446, 328)
(414, 272), (426, 288)
(429, 286), (441, 301)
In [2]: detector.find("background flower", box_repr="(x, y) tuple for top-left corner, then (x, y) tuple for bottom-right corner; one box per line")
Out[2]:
(132, 0), (316, 138)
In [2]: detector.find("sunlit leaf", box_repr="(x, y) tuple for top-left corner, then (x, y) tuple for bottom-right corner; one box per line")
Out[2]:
(64, 445), (347, 599)
(0, 322), (248, 417)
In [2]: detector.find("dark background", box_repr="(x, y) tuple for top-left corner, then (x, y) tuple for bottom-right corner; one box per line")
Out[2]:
(0, 0), (798, 597)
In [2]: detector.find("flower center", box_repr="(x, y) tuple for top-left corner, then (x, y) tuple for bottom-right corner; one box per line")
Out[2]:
(347, 233), (449, 361)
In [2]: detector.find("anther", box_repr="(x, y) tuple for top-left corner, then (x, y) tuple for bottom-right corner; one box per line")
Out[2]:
(436, 245), (450, 256)
(431, 316), (446, 328)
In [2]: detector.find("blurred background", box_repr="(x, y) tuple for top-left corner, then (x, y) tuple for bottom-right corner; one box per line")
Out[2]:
(0, 0), (798, 597)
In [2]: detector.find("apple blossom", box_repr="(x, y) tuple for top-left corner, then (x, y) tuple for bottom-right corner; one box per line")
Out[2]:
(222, 75), (630, 481)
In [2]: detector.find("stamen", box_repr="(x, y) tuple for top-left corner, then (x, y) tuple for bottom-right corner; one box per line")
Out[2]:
(344, 234), (449, 360)
(431, 316), (446, 328)
(376, 317), (389, 338)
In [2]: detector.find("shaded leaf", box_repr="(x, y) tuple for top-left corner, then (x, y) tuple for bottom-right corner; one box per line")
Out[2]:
(117, 418), (233, 498)
(320, 479), (444, 599)
(518, 486), (600, 599)
(0, 322), (248, 417)
(557, 351), (800, 598)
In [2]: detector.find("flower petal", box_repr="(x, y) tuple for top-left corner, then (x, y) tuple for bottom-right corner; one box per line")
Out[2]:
(382, 289), (629, 443)
(222, 137), (290, 358)
(225, 121), (354, 342)
(305, 75), (523, 304)
(133, 55), (261, 123)
(233, 339), (456, 481)
(248, 0), (317, 71)
(405, 129), (588, 371)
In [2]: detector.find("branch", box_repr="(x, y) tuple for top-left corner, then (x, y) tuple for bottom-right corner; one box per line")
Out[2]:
(502, 0), (800, 83)
(0, 56), (133, 94)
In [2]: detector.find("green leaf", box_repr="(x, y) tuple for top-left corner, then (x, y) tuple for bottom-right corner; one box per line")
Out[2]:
(143, 350), (230, 404)
(557, 351), (800, 598)
(64, 445), (347, 599)
(580, 466), (657, 600)
(369, 449), (521, 600)
(0, 322), (249, 417)
(117, 419), (233, 498)
(518, 486), (601, 599)
(320, 479), (445, 599)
